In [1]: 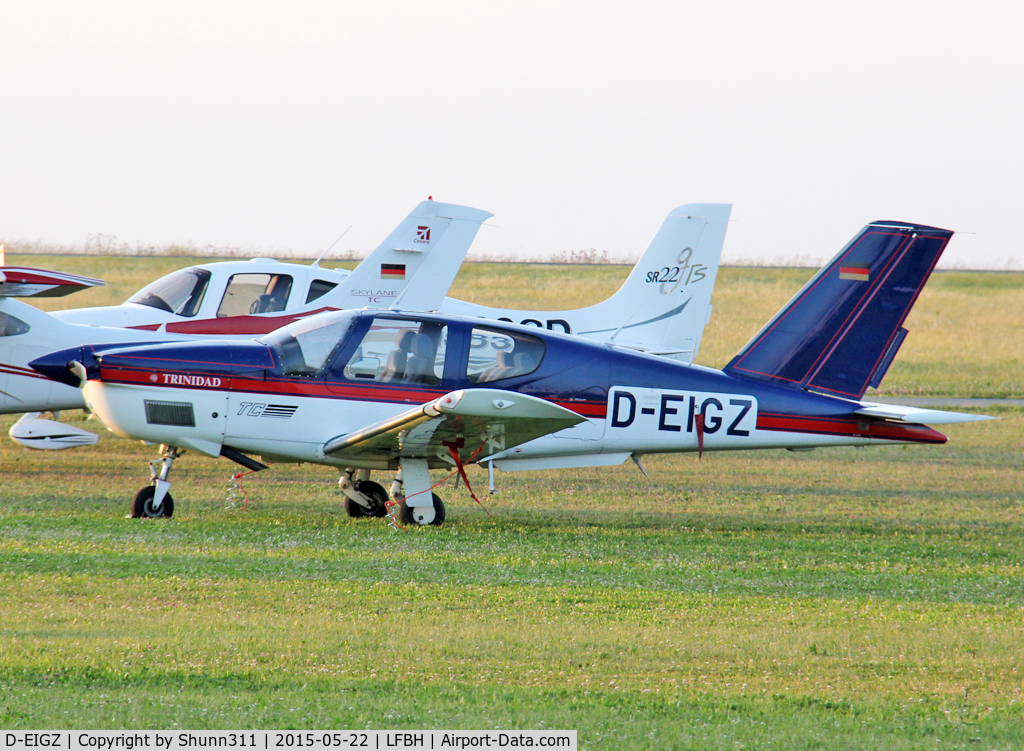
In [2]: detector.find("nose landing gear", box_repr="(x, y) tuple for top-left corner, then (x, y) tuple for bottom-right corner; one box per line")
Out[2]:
(132, 444), (184, 519)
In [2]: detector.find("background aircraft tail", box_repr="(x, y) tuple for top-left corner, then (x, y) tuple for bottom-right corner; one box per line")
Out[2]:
(576, 203), (730, 360)
(331, 200), (492, 311)
(723, 220), (954, 399)
(437, 203), (731, 362)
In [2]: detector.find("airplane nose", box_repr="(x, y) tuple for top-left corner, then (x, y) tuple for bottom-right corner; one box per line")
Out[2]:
(29, 347), (88, 387)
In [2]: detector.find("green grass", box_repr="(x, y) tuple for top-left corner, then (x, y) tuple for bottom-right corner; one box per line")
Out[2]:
(1, 256), (1022, 745)
(1, 409), (1022, 747)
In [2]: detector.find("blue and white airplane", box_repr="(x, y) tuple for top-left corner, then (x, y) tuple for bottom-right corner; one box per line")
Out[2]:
(31, 219), (989, 523)
(1, 201), (729, 448)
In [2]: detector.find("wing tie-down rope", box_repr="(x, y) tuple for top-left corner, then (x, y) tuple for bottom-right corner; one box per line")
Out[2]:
(695, 414), (705, 459)
(385, 438), (492, 528)
(443, 438), (492, 518)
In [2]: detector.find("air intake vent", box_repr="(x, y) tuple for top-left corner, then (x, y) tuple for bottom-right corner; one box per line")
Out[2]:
(145, 400), (196, 427)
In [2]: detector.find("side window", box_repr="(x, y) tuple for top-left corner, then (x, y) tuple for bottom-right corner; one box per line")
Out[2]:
(343, 318), (447, 385)
(468, 327), (545, 383)
(305, 279), (339, 304)
(0, 311), (30, 337)
(217, 274), (293, 317)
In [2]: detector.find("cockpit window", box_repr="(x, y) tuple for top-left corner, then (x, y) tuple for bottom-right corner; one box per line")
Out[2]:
(259, 310), (359, 377)
(127, 268), (211, 317)
(468, 327), (545, 383)
(343, 317), (448, 385)
(0, 311), (30, 337)
(218, 273), (293, 317)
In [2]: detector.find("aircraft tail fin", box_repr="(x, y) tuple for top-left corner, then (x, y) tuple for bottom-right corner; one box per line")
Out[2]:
(332, 200), (492, 311)
(723, 220), (953, 399)
(576, 203), (731, 360)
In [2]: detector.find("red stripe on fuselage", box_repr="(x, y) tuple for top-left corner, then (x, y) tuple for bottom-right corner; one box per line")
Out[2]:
(163, 307), (338, 335)
(0, 362), (52, 380)
(95, 367), (608, 418)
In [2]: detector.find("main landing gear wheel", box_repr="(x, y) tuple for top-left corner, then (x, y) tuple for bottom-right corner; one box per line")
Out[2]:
(400, 493), (446, 526)
(132, 485), (174, 519)
(344, 481), (390, 518)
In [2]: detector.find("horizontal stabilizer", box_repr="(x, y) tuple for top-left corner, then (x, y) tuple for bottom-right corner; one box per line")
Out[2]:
(854, 402), (994, 425)
(725, 221), (953, 399)
(0, 266), (105, 298)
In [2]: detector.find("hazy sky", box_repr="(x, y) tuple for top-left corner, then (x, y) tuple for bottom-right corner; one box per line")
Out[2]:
(2, 1), (1022, 268)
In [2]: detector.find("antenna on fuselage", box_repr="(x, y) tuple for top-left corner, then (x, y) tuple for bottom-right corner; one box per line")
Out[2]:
(310, 226), (353, 268)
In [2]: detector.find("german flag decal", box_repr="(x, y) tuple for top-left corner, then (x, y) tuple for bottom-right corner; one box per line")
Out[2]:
(839, 263), (869, 282)
(381, 264), (406, 280)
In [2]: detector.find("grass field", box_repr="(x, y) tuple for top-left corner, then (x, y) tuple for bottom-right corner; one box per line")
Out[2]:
(1, 255), (1022, 747)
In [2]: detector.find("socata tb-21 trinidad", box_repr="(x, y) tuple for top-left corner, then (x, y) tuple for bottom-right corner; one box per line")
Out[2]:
(31, 219), (989, 524)
(1, 200), (730, 449)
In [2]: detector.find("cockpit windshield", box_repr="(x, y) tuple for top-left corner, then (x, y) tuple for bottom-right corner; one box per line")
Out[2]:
(259, 310), (359, 376)
(127, 268), (211, 317)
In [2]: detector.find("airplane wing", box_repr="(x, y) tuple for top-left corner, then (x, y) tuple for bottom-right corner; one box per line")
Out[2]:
(323, 388), (584, 465)
(0, 266), (105, 298)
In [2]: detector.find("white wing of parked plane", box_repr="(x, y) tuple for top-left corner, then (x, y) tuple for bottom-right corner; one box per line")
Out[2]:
(323, 388), (583, 465)
(0, 267), (104, 298)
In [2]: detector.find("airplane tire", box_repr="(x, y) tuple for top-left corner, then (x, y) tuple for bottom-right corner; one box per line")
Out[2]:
(344, 481), (389, 518)
(132, 485), (174, 519)
(400, 493), (446, 526)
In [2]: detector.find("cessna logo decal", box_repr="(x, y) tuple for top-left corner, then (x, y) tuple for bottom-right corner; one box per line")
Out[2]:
(609, 387), (756, 437)
(161, 374), (222, 388)
(415, 225), (431, 243)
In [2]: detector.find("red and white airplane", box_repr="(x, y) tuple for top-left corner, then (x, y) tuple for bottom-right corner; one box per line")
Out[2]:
(30, 218), (991, 523)
(2, 201), (730, 449)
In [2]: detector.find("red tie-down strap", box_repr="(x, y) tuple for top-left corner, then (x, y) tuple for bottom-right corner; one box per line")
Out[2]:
(442, 438), (492, 517)
(695, 413), (705, 460)
(387, 438), (493, 528)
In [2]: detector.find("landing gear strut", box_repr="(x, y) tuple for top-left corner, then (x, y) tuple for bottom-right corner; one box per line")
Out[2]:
(339, 468), (389, 518)
(132, 444), (184, 519)
(391, 459), (446, 526)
